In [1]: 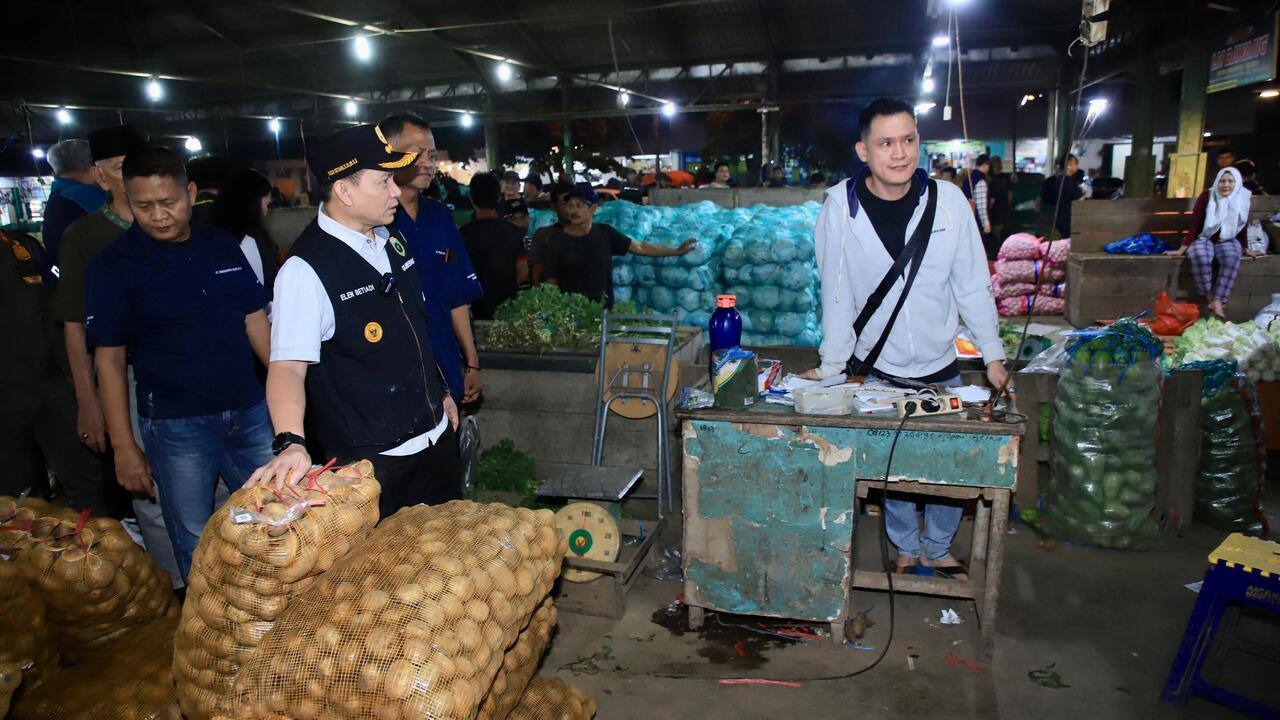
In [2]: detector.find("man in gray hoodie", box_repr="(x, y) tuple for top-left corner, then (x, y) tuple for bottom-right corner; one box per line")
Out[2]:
(802, 98), (1007, 576)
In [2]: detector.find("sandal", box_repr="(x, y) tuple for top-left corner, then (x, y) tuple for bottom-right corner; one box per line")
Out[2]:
(925, 561), (970, 578)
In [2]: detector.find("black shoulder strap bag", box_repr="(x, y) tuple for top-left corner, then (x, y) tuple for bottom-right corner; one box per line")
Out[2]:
(843, 179), (939, 386)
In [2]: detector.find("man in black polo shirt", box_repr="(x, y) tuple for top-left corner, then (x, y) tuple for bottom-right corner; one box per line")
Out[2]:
(542, 185), (696, 307)
(86, 146), (273, 579)
(248, 125), (459, 517)
(463, 173), (527, 320)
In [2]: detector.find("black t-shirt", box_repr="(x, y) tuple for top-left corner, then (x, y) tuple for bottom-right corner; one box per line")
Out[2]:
(461, 217), (525, 320)
(988, 172), (1012, 223)
(542, 223), (632, 308)
(855, 178), (917, 260)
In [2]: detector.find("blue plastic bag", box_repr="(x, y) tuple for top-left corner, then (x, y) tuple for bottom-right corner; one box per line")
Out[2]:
(1104, 233), (1167, 255)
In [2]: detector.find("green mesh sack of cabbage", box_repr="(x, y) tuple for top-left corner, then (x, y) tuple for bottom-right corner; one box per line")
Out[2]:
(1176, 360), (1268, 534)
(1045, 319), (1163, 549)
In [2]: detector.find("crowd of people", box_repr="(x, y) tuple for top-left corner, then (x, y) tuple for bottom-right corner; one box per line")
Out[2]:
(4, 114), (704, 591)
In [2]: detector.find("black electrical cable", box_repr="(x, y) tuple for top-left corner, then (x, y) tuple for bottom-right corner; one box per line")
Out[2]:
(612, 411), (914, 684)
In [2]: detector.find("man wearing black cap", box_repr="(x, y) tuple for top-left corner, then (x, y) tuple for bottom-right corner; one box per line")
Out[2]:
(542, 185), (696, 307)
(500, 196), (531, 233)
(54, 125), (144, 458)
(247, 124), (460, 518)
(522, 174), (545, 203)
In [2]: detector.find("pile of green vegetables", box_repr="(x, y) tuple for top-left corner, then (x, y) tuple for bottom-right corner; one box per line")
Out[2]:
(473, 439), (541, 506)
(1045, 319), (1163, 549)
(1178, 360), (1267, 534)
(476, 285), (642, 352)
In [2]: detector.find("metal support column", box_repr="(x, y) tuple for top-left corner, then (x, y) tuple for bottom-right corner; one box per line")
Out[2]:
(1125, 54), (1157, 198)
(561, 80), (574, 180)
(484, 94), (500, 172)
(1045, 89), (1059, 171)
(1171, 3), (1209, 197)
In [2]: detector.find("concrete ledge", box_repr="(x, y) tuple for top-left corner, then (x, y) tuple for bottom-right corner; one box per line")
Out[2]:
(1065, 252), (1280, 326)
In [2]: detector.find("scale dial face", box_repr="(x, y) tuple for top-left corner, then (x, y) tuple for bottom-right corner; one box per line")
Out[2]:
(555, 502), (622, 582)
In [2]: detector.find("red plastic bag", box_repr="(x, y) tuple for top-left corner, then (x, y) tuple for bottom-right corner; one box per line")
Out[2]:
(1149, 291), (1199, 335)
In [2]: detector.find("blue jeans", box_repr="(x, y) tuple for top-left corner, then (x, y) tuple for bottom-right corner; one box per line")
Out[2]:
(880, 374), (964, 561)
(139, 399), (274, 580)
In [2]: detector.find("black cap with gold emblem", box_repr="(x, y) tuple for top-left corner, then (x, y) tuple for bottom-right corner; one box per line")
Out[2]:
(307, 124), (417, 182)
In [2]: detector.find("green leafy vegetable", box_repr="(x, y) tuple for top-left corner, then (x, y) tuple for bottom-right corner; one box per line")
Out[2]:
(474, 439), (540, 505)
(475, 285), (644, 352)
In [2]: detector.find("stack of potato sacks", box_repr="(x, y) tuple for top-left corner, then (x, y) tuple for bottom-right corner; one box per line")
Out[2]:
(217, 499), (595, 720)
(0, 494), (177, 718)
(175, 460), (382, 718)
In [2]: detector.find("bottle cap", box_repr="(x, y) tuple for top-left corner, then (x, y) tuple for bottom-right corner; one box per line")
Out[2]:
(715, 294), (737, 308)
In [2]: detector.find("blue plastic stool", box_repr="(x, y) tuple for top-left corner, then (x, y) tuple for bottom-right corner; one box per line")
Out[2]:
(1162, 533), (1280, 719)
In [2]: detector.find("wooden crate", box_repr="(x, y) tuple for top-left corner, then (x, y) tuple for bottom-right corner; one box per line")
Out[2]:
(552, 516), (664, 619)
(1065, 253), (1280, 327)
(1257, 381), (1280, 452)
(1071, 196), (1280, 254)
(1012, 369), (1201, 529)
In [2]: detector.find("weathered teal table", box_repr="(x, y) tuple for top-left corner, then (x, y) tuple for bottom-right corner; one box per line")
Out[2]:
(677, 404), (1023, 643)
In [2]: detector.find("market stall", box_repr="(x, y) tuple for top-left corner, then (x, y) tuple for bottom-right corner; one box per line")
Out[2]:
(676, 403), (1023, 643)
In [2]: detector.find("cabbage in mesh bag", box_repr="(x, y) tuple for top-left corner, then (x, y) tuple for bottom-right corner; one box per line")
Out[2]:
(1179, 360), (1268, 534)
(1045, 319), (1163, 549)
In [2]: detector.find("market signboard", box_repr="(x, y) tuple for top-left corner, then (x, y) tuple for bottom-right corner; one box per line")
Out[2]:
(1208, 12), (1279, 93)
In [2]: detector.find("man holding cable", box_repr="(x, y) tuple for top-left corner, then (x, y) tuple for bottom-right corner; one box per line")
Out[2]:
(247, 125), (459, 518)
(801, 99), (1008, 578)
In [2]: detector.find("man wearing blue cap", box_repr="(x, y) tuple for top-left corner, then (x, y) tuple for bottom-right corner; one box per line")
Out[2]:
(248, 124), (460, 519)
(541, 184), (696, 307)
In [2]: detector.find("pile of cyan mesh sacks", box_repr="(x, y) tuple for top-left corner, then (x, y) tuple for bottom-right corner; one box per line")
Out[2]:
(531, 200), (824, 345)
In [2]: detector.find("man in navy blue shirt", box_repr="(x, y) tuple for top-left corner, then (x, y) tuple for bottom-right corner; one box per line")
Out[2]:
(41, 139), (106, 278)
(86, 145), (273, 579)
(379, 113), (483, 405)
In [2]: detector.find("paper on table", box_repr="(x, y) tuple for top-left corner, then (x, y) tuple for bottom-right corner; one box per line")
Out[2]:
(952, 385), (992, 404)
(773, 373), (848, 391)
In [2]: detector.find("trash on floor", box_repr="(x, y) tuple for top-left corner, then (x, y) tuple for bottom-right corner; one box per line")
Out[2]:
(939, 608), (963, 625)
(944, 648), (987, 672)
(718, 678), (802, 688)
(1029, 662), (1071, 689)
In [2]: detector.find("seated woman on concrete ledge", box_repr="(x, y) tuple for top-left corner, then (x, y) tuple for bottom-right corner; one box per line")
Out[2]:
(1166, 166), (1263, 319)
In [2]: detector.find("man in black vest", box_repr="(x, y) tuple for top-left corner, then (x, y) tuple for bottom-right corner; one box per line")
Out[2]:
(247, 125), (459, 517)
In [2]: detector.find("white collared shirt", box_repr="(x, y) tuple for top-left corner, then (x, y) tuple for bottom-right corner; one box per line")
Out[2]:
(271, 204), (447, 455)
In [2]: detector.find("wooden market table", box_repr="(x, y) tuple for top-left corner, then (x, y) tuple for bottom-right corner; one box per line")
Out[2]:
(676, 404), (1024, 645)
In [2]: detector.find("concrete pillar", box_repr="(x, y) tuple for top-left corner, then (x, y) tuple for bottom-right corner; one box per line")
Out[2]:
(1045, 88), (1059, 169)
(1176, 7), (1209, 157)
(1125, 41), (1158, 197)
(483, 94), (499, 172)
(560, 80), (574, 180)
(759, 110), (770, 170)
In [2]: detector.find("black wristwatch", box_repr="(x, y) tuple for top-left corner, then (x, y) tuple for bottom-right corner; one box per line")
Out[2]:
(272, 432), (306, 456)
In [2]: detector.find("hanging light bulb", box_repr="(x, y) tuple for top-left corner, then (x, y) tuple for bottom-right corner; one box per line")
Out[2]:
(661, 101), (677, 118)
(31, 147), (45, 159)
(922, 77), (935, 93)
(184, 137), (203, 152)
(460, 112), (474, 128)
(55, 107), (72, 125)
(496, 61), (513, 83)
(146, 77), (163, 101)
(353, 35), (372, 61)
(618, 90), (631, 107)
(268, 117), (282, 134)
(344, 100), (358, 117)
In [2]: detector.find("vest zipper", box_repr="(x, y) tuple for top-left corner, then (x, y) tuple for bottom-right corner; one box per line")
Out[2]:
(396, 289), (438, 422)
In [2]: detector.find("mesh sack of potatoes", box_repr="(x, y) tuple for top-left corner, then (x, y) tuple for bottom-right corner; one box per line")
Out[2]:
(506, 676), (596, 720)
(0, 496), (77, 558)
(0, 559), (58, 689)
(11, 615), (181, 720)
(0, 661), (22, 718)
(219, 500), (564, 720)
(175, 460), (381, 720)
(18, 513), (174, 663)
(475, 598), (557, 720)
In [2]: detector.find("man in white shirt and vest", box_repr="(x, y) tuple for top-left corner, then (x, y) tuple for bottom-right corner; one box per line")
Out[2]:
(802, 99), (1008, 577)
(247, 124), (459, 517)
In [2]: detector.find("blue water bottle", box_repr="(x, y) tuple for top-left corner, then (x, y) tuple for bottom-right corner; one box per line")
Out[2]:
(709, 293), (743, 354)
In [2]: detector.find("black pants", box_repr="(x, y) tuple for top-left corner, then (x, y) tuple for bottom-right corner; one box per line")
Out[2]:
(0, 377), (105, 515)
(365, 427), (461, 520)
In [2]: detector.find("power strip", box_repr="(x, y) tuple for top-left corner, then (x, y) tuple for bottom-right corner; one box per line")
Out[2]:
(895, 391), (964, 418)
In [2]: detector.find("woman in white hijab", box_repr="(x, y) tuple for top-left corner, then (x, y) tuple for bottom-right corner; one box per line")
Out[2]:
(1166, 166), (1260, 319)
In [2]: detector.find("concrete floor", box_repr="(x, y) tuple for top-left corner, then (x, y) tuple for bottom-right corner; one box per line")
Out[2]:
(540, 483), (1280, 719)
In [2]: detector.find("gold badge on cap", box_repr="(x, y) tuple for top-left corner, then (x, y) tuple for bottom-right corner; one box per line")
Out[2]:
(364, 322), (383, 343)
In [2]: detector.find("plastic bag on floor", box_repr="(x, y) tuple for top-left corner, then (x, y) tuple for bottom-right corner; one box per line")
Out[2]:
(1045, 319), (1163, 549)
(1178, 360), (1268, 534)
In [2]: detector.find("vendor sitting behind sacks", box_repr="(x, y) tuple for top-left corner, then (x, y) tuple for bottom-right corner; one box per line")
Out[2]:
(539, 185), (697, 308)
(1166, 166), (1262, 320)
